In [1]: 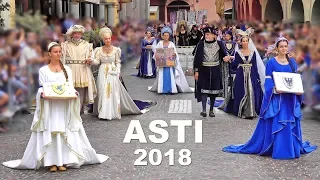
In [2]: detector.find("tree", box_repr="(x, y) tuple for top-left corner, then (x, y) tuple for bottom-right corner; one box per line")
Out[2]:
(0, 0), (10, 27)
(15, 11), (46, 34)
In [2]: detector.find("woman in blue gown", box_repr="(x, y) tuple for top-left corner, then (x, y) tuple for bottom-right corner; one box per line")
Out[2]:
(222, 37), (317, 159)
(137, 27), (157, 78)
(218, 30), (237, 113)
(230, 30), (263, 119)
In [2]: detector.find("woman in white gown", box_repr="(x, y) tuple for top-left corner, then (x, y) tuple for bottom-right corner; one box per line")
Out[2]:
(149, 26), (194, 94)
(2, 42), (108, 172)
(92, 27), (151, 120)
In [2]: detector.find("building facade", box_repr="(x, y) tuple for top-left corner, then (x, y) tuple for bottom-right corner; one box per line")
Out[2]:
(237, 0), (320, 25)
(2, 0), (150, 29)
(150, 0), (233, 23)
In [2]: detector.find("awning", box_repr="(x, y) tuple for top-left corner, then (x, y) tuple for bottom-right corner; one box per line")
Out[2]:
(150, 6), (159, 12)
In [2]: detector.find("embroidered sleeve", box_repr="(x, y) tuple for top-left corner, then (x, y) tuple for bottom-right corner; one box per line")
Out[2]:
(116, 47), (122, 73)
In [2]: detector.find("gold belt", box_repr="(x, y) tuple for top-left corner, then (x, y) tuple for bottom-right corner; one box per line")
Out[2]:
(66, 60), (86, 64)
(238, 64), (252, 68)
(202, 61), (220, 67)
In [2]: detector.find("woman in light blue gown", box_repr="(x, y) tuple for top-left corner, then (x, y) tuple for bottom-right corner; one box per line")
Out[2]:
(149, 26), (193, 94)
(223, 37), (317, 159)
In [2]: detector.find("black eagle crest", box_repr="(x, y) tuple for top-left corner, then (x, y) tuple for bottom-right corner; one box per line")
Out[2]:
(282, 77), (293, 89)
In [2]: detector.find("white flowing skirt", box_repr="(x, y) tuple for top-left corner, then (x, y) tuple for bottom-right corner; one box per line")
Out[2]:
(3, 128), (108, 170)
(94, 63), (145, 120)
(2, 99), (108, 170)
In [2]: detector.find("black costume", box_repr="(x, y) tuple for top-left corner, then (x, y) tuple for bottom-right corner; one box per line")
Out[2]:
(193, 27), (229, 117)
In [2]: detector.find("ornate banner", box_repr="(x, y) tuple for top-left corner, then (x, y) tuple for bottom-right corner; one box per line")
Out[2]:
(155, 48), (176, 67)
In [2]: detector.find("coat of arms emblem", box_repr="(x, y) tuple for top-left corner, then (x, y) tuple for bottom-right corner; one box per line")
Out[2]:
(52, 84), (66, 95)
(282, 77), (293, 89)
(226, 43), (232, 50)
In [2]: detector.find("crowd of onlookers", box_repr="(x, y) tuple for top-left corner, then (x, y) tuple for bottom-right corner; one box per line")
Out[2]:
(0, 16), (150, 132)
(1, 15), (320, 132)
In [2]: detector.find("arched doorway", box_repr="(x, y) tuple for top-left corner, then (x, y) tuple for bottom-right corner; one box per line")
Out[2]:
(265, 0), (283, 21)
(252, 0), (262, 21)
(311, 0), (320, 25)
(291, 0), (304, 23)
(167, 0), (190, 23)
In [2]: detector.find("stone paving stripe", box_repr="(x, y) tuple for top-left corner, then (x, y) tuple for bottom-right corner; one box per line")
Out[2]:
(168, 100), (192, 114)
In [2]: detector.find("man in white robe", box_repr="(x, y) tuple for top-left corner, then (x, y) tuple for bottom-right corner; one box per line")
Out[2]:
(61, 25), (97, 114)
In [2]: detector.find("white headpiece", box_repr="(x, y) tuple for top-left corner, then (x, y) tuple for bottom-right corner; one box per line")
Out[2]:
(266, 37), (289, 56)
(47, 42), (59, 51)
(66, 25), (85, 37)
(236, 28), (254, 38)
(99, 27), (112, 39)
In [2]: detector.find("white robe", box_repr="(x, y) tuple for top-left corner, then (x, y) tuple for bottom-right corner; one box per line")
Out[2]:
(92, 47), (147, 120)
(149, 41), (194, 93)
(2, 65), (108, 170)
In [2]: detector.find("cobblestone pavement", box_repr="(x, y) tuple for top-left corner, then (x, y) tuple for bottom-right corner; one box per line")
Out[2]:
(1, 59), (320, 180)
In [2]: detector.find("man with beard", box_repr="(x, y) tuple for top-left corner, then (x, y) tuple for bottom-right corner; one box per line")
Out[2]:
(61, 25), (97, 115)
(193, 26), (229, 117)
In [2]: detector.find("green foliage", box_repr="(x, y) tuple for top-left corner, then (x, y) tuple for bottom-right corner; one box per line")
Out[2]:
(83, 28), (103, 48)
(15, 10), (46, 33)
(0, 1), (10, 27)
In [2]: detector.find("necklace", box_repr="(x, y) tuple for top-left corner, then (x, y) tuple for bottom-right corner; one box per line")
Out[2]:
(103, 46), (113, 53)
(277, 56), (287, 63)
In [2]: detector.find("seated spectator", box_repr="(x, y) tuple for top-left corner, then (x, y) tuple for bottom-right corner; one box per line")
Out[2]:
(0, 90), (10, 133)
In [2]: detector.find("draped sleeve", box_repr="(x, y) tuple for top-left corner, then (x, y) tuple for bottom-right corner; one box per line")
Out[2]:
(141, 39), (146, 50)
(115, 47), (122, 73)
(152, 41), (162, 60)
(257, 58), (281, 120)
(151, 38), (157, 53)
(231, 52), (241, 69)
(39, 68), (45, 87)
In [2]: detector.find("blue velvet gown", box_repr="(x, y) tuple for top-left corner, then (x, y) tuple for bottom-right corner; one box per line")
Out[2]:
(137, 38), (156, 78)
(217, 40), (237, 111)
(231, 51), (263, 118)
(223, 58), (317, 159)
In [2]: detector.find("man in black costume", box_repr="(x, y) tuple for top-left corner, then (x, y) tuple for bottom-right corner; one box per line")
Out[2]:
(193, 26), (229, 117)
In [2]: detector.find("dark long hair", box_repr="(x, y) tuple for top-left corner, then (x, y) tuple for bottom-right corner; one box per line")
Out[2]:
(48, 44), (69, 81)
